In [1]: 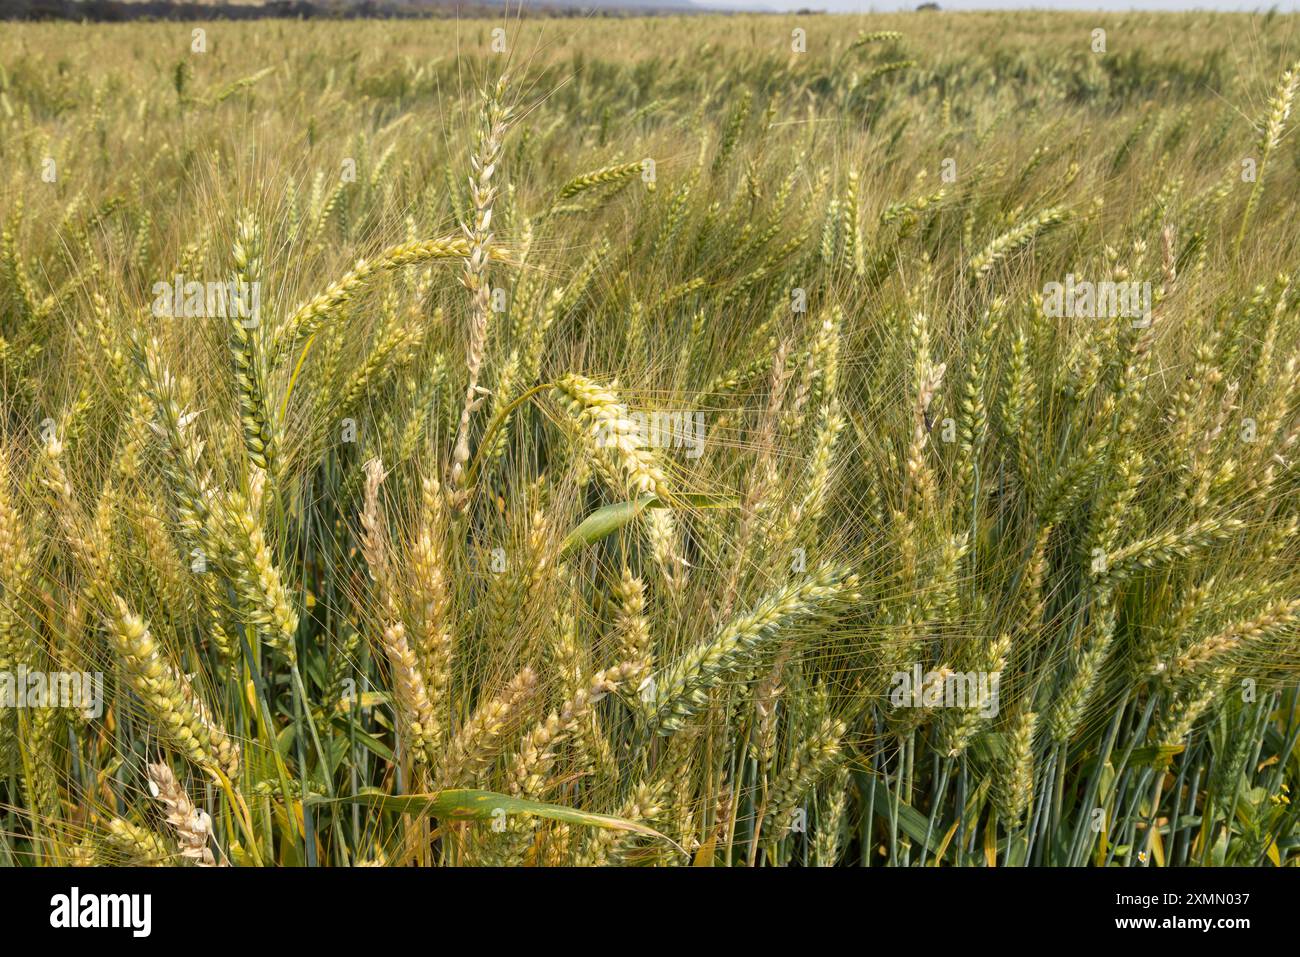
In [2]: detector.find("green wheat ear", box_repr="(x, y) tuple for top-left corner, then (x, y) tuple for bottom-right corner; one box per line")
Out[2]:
(648, 568), (859, 736)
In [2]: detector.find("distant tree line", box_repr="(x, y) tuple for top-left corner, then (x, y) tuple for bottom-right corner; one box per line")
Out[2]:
(0, 0), (707, 22)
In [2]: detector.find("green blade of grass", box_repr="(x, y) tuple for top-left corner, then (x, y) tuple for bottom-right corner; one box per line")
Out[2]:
(310, 788), (680, 846)
(560, 493), (736, 557)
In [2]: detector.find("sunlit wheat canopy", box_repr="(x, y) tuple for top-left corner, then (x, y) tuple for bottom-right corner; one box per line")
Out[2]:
(0, 6), (1299, 871)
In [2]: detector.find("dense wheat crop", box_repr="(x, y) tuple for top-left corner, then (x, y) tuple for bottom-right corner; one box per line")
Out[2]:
(2, 10), (1300, 867)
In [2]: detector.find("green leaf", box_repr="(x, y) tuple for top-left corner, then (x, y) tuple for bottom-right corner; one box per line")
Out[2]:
(877, 800), (935, 853)
(310, 788), (677, 844)
(1098, 759), (1117, 804)
(326, 722), (394, 763)
(559, 493), (737, 557)
(1127, 744), (1185, 768)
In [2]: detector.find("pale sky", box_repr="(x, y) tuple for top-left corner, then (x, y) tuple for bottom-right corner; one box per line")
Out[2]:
(699, 1), (1300, 10)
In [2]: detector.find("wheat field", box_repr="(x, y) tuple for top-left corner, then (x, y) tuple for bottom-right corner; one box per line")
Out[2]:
(1, 10), (1299, 867)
